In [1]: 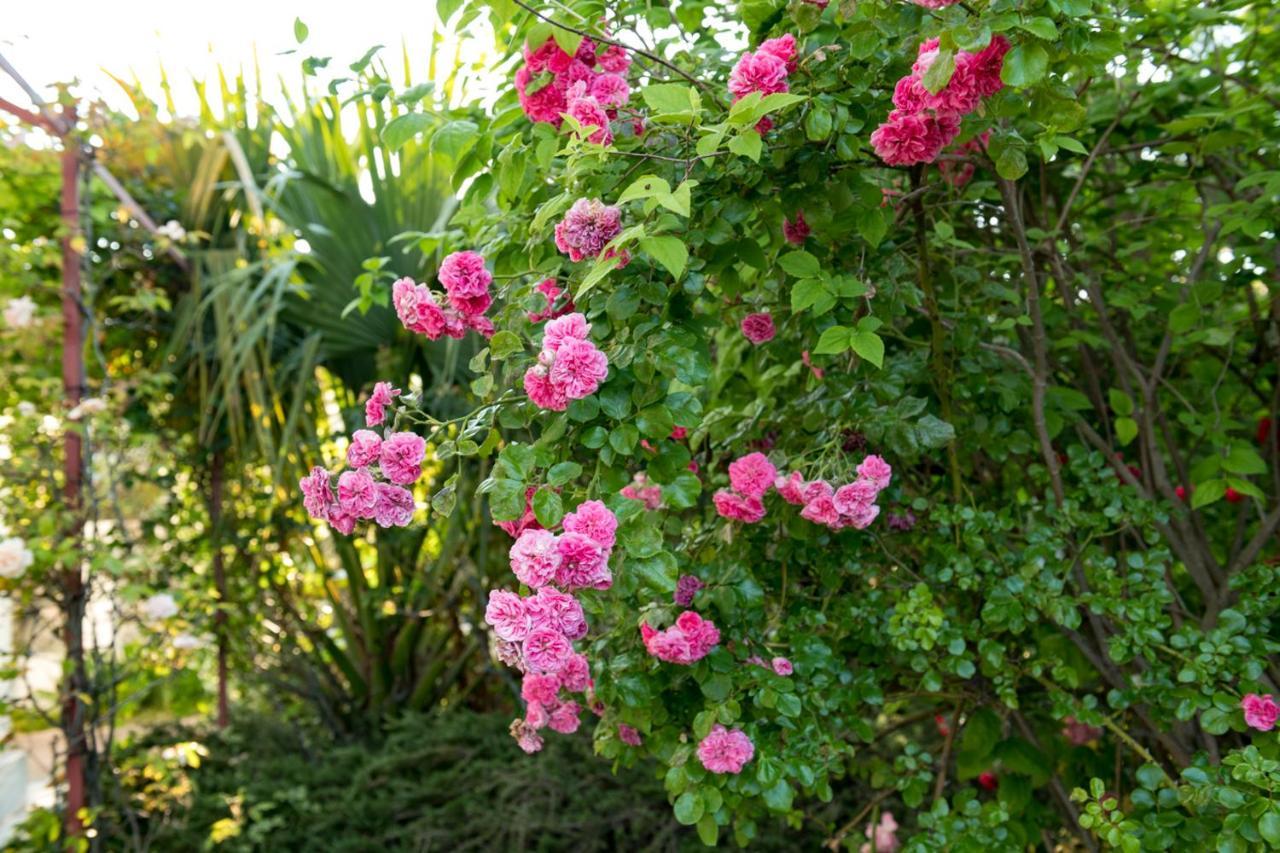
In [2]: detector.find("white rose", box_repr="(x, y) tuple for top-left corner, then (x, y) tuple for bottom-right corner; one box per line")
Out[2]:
(0, 537), (35, 578)
(3, 296), (37, 330)
(142, 593), (179, 621)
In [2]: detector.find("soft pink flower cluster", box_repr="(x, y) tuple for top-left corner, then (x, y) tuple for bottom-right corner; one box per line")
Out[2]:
(515, 36), (632, 145)
(728, 34), (797, 134)
(1243, 693), (1279, 731)
(486, 499), (620, 753)
(697, 724), (755, 774)
(523, 312), (609, 411)
(870, 35), (1009, 167)
(392, 250), (495, 340)
(776, 454), (892, 531)
(713, 452), (777, 524)
(620, 472), (662, 510)
(640, 610), (720, 665)
(526, 278), (575, 324)
(554, 198), (627, 265)
(861, 812), (900, 853)
(299, 400), (425, 534)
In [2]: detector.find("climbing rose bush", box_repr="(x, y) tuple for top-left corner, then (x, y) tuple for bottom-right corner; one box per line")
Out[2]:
(314, 0), (1280, 847)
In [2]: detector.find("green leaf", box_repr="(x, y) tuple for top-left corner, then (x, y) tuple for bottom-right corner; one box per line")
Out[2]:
(674, 791), (704, 825)
(618, 175), (671, 205)
(995, 144), (1029, 180)
(1018, 17), (1059, 40)
(915, 415), (956, 449)
(850, 331), (884, 368)
(1223, 446), (1266, 475)
(814, 326), (850, 355)
(728, 129), (762, 162)
(700, 673), (732, 701)
(1001, 44), (1049, 87)
(294, 17), (309, 43)
(551, 29), (583, 58)
(547, 461), (582, 487)
(1108, 389), (1133, 416)
(640, 236), (688, 279)
(1169, 303), (1198, 333)
(489, 330), (523, 359)
(488, 479), (526, 521)
(1259, 811), (1280, 847)
(921, 49), (956, 95)
(696, 814), (719, 847)
(1190, 477), (1227, 509)
(1115, 417), (1138, 446)
(532, 487), (564, 528)
(791, 279), (833, 314)
(804, 105), (833, 141)
(763, 780), (794, 812)
(431, 119), (479, 162)
(642, 83), (701, 119)
(778, 251), (820, 278)
(630, 551), (678, 592)
(382, 113), (433, 150)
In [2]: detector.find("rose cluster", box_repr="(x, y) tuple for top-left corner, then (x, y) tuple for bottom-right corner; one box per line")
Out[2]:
(870, 35), (1009, 166)
(515, 36), (633, 145)
(392, 250), (495, 341)
(640, 610), (721, 665)
(728, 34), (797, 134)
(523, 312), (609, 411)
(299, 384), (424, 534)
(620, 471), (662, 510)
(484, 499), (619, 753)
(712, 451), (777, 523)
(777, 453), (892, 531)
(554, 198), (626, 265)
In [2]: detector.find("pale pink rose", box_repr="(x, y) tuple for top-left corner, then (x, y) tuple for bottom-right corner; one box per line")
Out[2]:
(373, 483), (415, 528)
(364, 381), (400, 426)
(337, 468), (378, 519)
(543, 312), (592, 352)
(857, 454), (893, 490)
(525, 586), (588, 641)
(697, 725), (755, 774)
(347, 429), (382, 468)
(558, 652), (591, 692)
(511, 718), (544, 753)
(561, 499), (618, 550)
(618, 724), (643, 746)
(524, 365), (569, 411)
(771, 657), (793, 676)
(522, 673), (561, 705)
(860, 811), (900, 853)
(485, 589), (530, 642)
(801, 494), (840, 527)
(523, 628), (574, 674)
(834, 478), (879, 516)
(775, 471), (808, 505)
(728, 452), (777, 499)
(300, 466), (336, 519)
(549, 700), (583, 734)
(714, 490), (766, 523)
(1243, 693), (1279, 731)
(379, 431), (426, 485)
(555, 532), (611, 590)
(548, 338), (609, 399)
(510, 529), (562, 588)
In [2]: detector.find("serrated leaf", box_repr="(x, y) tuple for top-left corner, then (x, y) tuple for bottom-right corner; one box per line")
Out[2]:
(778, 251), (820, 278)
(489, 330), (523, 359)
(814, 326), (850, 355)
(382, 113), (433, 150)
(1222, 446), (1265, 475)
(1019, 16), (1059, 39)
(1001, 44), (1049, 87)
(728, 129), (762, 161)
(850, 330), (884, 368)
(1190, 477), (1227, 509)
(532, 487), (564, 528)
(791, 278), (831, 313)
(618, 175), (671, 205)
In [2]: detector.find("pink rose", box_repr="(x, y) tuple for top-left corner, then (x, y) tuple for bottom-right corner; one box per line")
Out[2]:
(697, 725), (755, 774)
(337, 468), (378, 519)
(741, 312), (776, 345)
(562, 499), (618, 550)
(523, 628), (574, 674)
(364, 381), (400, 427)
(485, 589), (530, 642)
(728, 452), (777, 499)
(510, 528), (562, 589)
(373, 483), (415, 528)
(713, 490), (766, 523)
(346, 429), (382, 468)
(379, 431), (426, 485)
(1243, 693), (1279, 731)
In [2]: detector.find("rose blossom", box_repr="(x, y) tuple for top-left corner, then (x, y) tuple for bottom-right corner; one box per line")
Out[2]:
(300, 466), (336, 519)
(485, 589), (530, 642)
(142, 593), (179, 621)
(365, 381), (400, 426)
(771, 657), (793, 676)
(554, 198), (622, 262)
(741, 312), (776, 345)
(510, 528), (563, 588)
(0, 537), (34, 578)
(438, 250), (493, 316)
(346, 429), (382, 468)
(674, 575), (704, 607)
(379, 431), (426, 485)
(373, 483), (415, 528)
(857, 454), (893, 490)
(728, 452), (777, 499)
(337, 468), (378, 519)
(511, 718), (544, 754)
(729, 51), (789, 99)
(783, 211), (810, 245)
(555, 532), (611, 590)
(525, 586), (588, 641)
(549, 338), (609, 398)
(697, 725), (755, 774)
(713, 490), (766, 523)
(641, 611), (720, 665)
(861, 812), (900, 853)
(521, 673), (560, 706)
(3, 295), (37, 329)
(1243, 693), (1279, 731)
(618, 724), (643, 746)
(548, 700), (583, 734)
(523, 627), (574, 673)
(561, 499), (618, 550)
(558, 652), (591, 692)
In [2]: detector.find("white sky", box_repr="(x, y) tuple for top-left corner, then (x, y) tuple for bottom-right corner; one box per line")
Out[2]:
(1, 0), (498, 121)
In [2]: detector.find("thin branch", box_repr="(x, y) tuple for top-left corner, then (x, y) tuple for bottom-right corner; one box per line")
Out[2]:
(509, 0), (712, 94)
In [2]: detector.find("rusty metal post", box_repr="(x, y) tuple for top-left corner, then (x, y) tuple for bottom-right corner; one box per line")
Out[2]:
(58, 104), (89, 841)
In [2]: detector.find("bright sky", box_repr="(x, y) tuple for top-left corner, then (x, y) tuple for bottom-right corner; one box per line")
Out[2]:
(1, 0), (498, 121)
